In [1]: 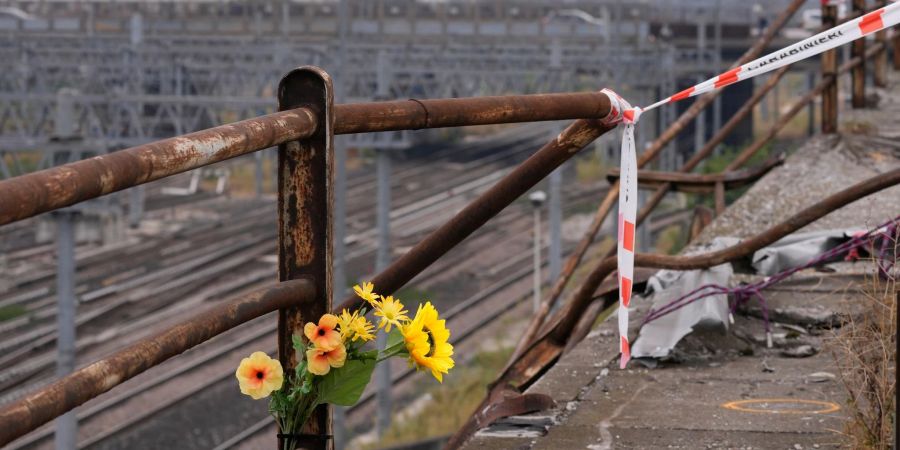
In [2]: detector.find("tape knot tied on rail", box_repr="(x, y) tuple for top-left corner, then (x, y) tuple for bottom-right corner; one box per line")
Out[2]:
(599, 88), (640, 126)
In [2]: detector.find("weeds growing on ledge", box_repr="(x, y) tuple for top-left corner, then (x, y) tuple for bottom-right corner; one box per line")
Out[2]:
(831, 237), (896, 449)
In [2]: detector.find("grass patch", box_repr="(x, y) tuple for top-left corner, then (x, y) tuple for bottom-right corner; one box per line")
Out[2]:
(367, 347), (513, 449)
(830, 245), (896, 449)
(841, 120), (875, 135)
(0, 305), (27, 322)
(689, 143), (773, 210)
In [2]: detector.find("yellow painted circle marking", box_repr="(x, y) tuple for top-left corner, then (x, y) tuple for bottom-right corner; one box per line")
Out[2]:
(721, 398), (840, 414)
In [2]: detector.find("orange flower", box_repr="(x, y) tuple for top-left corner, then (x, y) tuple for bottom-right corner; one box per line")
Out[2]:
(235, 351), (284, 400)
(304, 314), (342, 350)
(306, 343), (347, 376)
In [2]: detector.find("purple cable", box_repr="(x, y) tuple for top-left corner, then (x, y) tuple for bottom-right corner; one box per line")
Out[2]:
(641, 216), (900, 335)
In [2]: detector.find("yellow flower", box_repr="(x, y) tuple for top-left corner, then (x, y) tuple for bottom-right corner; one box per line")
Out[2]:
(337, 309), (375, 342)
(337, 309), (356, 340)
(235, 351), (284, 400)
(374, 295), (409, 332)
(401, 302), (454, 383)
(353, 282), (379, 306)
(303, 314), (342, 350)
(306, 342), (347, 376)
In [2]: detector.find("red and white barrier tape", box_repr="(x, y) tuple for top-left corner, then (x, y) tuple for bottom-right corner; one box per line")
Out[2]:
(603, 1), (900, 369)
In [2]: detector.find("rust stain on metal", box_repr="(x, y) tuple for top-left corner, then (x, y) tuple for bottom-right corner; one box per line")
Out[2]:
(0, 109), (317, 226)
(289, 141), (317, 266)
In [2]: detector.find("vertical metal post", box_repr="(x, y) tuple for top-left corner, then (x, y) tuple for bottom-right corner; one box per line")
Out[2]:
(894, 24), (900, 70)
(529, 190), (546, 313)
(807, 71), (816, 137)
(532, 205), (542, 312)
(821, 1), (839, 133)
(128, 185), (144, 228)
(714, 182), (726, 215)
(129, 12), (142, 47)
(695, 16), (707, 154)
(372, 46), (394, 438)
(254, 151), (264, 198)
(54, 89), (76, 140)
(281, 0), (290, 36)
(713, 0), (723, 135)
(331, 147), (348, 446)
(852, 0), (867, 109)
(374, 148), (392, 437)
(694, 76), (705, 156)
(773, 77), (780, 123)
(276, 67), (334, 450)
(548, 128), (562, 282)
(54, 210), (77, 450)
(332, 1), (349, 445)
(874, 0), (888, 88)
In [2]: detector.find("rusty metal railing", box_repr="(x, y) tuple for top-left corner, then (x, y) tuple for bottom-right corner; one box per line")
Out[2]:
(0, 68), (616, 447)
(0, 91), (610, 226)
(0, 1), (898, 447)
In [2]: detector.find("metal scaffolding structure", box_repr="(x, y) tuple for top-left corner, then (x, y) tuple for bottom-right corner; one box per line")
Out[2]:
(0, 0), (800, 172)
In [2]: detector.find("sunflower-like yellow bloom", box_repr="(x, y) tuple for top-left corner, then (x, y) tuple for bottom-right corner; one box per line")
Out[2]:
(401, 302), (454, 383)
(235, 351), (284, 399)
(353, 282), (379, 307)
(306, 343), (347, 376)
(337, 309), (375, 342)
(304, 314), (342, 350)
(374, 296), (409, 332)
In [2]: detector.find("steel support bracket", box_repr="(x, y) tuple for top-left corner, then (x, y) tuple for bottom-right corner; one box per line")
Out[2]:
(276, 66), (334, 450)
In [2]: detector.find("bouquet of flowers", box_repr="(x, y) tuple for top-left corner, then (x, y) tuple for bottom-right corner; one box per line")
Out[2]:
(235, 283), (454, 450)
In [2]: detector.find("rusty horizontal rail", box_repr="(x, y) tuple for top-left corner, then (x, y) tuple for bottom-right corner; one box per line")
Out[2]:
(606, 156), (783, 193)
(0, 92), (612, 226)
(333, 92), (612, 134)
(0, 279), (315, 447)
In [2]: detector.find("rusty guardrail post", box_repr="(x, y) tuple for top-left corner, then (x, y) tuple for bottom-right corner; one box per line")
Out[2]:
(874, 0), (889, 87)
(894, 21), (900, 70)
(277, 66), (334, 450)
(852, 0), (868, 108)
(822, 0), (839, 134)
(822, 0), (839, 132)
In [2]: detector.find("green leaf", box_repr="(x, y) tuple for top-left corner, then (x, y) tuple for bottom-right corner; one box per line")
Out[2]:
(316, 359), (376, 406)
(359, 349), (379, 360)
(386, 327), (404, 350)
(295, 360), (307, 379)
(299, 376), (312, 395)
(292, 335), (305, 352)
